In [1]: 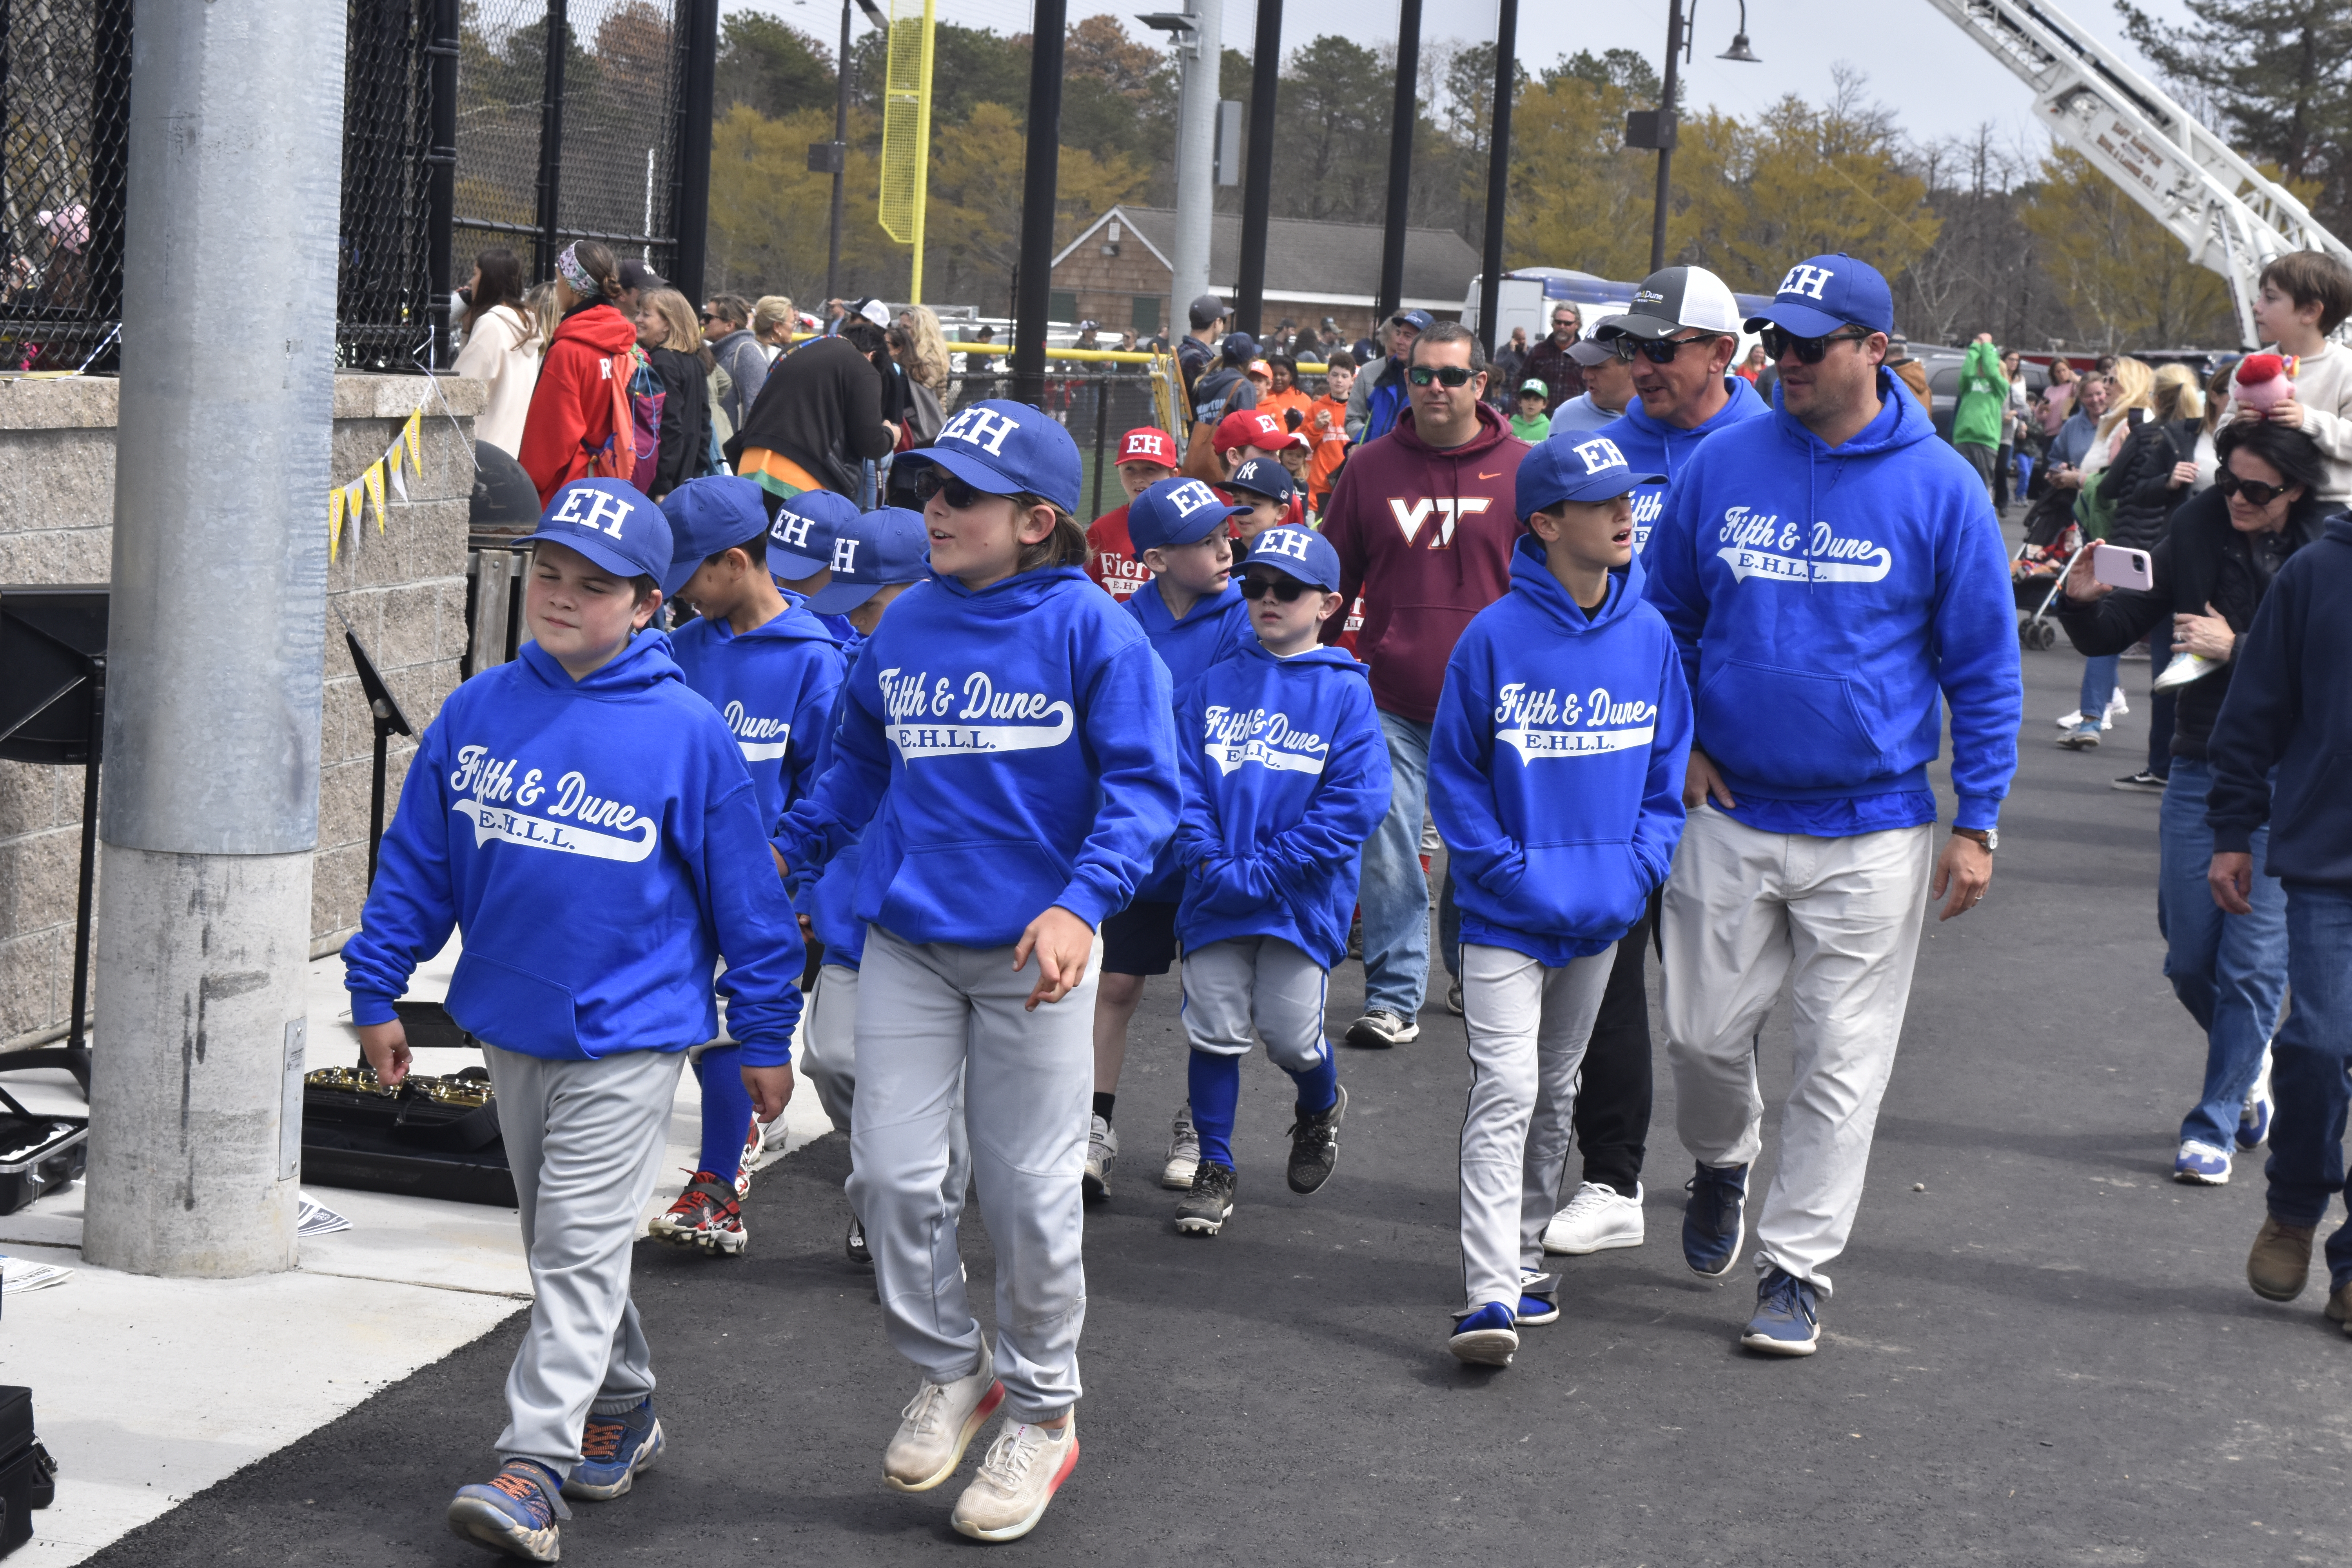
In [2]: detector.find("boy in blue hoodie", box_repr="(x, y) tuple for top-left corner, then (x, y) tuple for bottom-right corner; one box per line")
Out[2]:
(1087, 477), (1255, 1202)
(1168, 526), (1391, 1236)
(1429, 437), (1692, 1367)
(646, 475), (844, 1256)
(766, 486), (863, 643)
(764, 403), (1178, 1542)
(342, 479), (805, 1563)
(1643, 254), (2019, 1357)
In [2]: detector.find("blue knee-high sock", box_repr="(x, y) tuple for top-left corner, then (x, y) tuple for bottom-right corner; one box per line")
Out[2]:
(1286, 1051), (1338, 1118)
(1189, 1050), (1242, 1170)
(694, 1044), (753, 1181)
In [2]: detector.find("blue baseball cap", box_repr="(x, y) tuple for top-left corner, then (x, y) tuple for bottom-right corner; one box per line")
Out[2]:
(526, 478), (673, 584)
(1126, 477), (1247, 553)
(896, 399), (1082, 515)
(806, 507), (931, 614)
(658, 476), (769, 596)
(1222, 331), (1259, 363)
(768, 488), (860, 579)
(1390, 309), (1435, 332)
(1223, 457), (1295, 506)
(1745, 253), (1895, 339)
(1517, 432), (1664, 512)
(1243, 526), (1341, 591)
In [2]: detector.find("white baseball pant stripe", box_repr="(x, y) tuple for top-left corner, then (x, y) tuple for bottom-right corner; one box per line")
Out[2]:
(1457, 943), (1614, 1312)
(1660, 806), (1935, 1295)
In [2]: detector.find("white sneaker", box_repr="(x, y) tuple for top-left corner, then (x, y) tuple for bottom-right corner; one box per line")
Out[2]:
(1083, 1114), (1117, 1203)
(2054, 708), (2084, 730)
(883, 1344), (1005, 1492)
(2104, 686), (2129, 725)
(1541, 1181), (1646, 1255)
(1160, 1103), (1200, 1191)
(951, 1415), (1080, 1542)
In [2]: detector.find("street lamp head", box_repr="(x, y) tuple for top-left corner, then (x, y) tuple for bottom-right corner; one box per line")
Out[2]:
(1718, 31), (1760, 61)
(1136, 11), (1197, 32)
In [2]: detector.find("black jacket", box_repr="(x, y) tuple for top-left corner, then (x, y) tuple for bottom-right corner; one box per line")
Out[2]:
(2208, 512), (2352, 886)
(2056, 486), (2332, 759)
(730, 335), (895, 498)
(643, 345), (710, 498)
(2099, 416), (2200, 550)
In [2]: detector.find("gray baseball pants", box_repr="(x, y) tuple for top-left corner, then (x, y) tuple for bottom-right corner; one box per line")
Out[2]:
(1179, 935), (1330, 1069)
(802, 960), (972, 1228)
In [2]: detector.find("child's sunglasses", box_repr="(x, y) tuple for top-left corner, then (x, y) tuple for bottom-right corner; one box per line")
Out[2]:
(1239, 573), (1314, 602)
(1406, 364), (1477, 388)
(2215, 469), (2289, 507)
(1759, 325), (1872, 364)
(914, 469), (1008, 510)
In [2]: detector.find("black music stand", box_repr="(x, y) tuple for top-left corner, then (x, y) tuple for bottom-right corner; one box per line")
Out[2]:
(0, 587), (107, 1093)
(341, 623), (414, 886)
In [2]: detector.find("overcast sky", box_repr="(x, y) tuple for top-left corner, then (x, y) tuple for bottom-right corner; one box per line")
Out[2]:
(724, 0), (2204, 150)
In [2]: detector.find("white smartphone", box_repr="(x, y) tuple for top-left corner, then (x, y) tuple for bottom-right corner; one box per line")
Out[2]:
(2090, 542), (2154, 591)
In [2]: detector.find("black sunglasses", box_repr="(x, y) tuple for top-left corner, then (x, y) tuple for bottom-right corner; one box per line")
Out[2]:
(1407, 364), (1477, 388)
(1610, 332), (1727, 365)
(914, 469), (1012, 510)
(1239, 573), (1313, 602)
(2216, 469), (2290, 508)
(1760, 325), (1872, 364)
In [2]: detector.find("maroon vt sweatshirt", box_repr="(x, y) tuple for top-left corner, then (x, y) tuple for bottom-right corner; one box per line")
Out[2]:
(1317, 402), (1530, 722)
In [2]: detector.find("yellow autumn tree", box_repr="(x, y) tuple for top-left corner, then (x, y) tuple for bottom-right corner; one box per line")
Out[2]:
(2017, 148), (2236, 350)
(921, 100), (1149, 307)
(1503, 75), (1660, 281)
(706, 103), (898, 301)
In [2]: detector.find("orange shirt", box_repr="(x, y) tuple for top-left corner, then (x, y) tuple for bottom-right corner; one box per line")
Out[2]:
(1258, 386), (1315, 436)
(1304, 395), (1351, 501)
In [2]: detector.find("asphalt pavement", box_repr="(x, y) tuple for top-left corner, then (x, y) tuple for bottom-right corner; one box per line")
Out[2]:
(88, 644), (2352, 1568)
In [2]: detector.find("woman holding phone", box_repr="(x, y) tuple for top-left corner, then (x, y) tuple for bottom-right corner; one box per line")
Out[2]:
(2056, 421), (2331, 1187)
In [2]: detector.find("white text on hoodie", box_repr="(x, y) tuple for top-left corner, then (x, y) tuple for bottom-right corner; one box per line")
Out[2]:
(1492, 683), (1658, 764)
(1201, 704), (1330, 776)
(448, 745), (659, 862)
(878, 667), (1075, 758)
(1714, 507), (1893, 584)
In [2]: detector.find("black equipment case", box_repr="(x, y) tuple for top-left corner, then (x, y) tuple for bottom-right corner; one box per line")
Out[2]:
(0, 1386), (57, 1558)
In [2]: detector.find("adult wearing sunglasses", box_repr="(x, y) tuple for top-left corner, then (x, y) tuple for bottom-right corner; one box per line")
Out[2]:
(1318, 320), (1533, 1049)
(699, 294), (768, 432)
(2056, 420), (2330, 1187)
(1642, 252), (2022, 1356)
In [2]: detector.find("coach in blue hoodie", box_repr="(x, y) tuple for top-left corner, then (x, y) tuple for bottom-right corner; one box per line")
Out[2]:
(1430, 435), (1691, 1366)
(1642, 254), (2021, 1359)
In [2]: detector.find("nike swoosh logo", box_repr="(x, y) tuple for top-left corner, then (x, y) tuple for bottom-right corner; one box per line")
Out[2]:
(1478, 471), (1503, 480)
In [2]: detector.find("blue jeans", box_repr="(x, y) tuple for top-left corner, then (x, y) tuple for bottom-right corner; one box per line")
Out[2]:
(1358, 712), (1457, 1018)
(2265, 882), (2352, 1290)
(2078, 651), (2119, 720)
(2158, 760), (2288, 1149)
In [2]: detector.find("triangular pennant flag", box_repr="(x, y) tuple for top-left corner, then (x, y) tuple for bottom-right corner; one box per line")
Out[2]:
(363, 459), (388, 532)
(386, 438), (409, 503)
(343, 476), (367, 538)
(403, 407), (424, 476)
(328, 487), (345, 562)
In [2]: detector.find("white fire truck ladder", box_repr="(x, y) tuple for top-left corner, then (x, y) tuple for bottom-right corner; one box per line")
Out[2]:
(1921, 0), (2352, 347)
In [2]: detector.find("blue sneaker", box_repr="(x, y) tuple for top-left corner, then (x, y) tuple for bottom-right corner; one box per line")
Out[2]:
(1517, 1269), (1559, 1326)
(1740, 1267), (1821, 1356)
(2174, 1140), (2232, 1185)
(1448, 1302), (1519, 1366)
(1681, 1162), (1748, 1278)
(447, 1459), (569, 1562)
(562, 1400), (664, 1501)
(2238, 1065), (2274, 1151)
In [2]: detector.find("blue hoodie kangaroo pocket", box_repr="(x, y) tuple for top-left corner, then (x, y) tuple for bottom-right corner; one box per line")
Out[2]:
(446, 950), (583, 1057)
(881, 837), (1071, 944)
(1698, 659), (1885, 789)
(1495, 840), (1649, 940)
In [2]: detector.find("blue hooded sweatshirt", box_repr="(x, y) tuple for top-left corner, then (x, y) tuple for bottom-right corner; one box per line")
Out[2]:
(1172, 639), (1392, 969)
(1431, 538), (1692, 964)
(1595, 374), (1770, 555)
(1643, 367), (2022, 836)
(342, 632), (806, 1067)
(1127, 577), (1254, 903)
(805, 639), (875, 969)
(668, 605), (846, 833)
(775, 566), (1180, 947)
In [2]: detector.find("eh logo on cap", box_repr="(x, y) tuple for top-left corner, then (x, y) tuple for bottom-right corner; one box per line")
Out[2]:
(773, 512), (817, 550)
(1572, 437), (1627, 475)
(1257, 528), (1315, 562)
(1778, 263), (1835, 300)
(1166, 481), (1222, 517)
(831, 537), (861, 573)
(552, 486), (637, 539)
(939, 405), (1021, 457)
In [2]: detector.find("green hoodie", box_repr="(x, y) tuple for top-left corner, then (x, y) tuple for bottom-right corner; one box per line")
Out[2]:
(1952, 339), (2007, 450)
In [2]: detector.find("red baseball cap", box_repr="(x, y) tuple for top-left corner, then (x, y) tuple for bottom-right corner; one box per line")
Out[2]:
(1116, 427), (1178, 467)
(1213, 408), (1289, 454)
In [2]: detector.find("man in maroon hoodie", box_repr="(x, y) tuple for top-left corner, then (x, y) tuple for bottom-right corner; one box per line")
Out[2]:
(1319, 320), (1530, 1046)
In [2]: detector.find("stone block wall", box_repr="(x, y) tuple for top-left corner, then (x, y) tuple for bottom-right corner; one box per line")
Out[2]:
(0, 372), (484, 1049)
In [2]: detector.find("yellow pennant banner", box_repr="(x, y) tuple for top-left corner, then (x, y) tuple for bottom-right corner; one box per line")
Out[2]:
(324, 392), (435, 556)
(329, 487), (345, 562)
(364, 459), (388, 532)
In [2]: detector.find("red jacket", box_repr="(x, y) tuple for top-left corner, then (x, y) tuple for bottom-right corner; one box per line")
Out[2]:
(517, 301), (640, 506)
(1085, 504), (1151, 602)
(1316, 403), (1529, 722)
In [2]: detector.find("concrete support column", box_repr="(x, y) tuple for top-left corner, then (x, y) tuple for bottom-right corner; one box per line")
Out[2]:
(84, 0), (347, 1278)
(1170, 0), (1223, 328)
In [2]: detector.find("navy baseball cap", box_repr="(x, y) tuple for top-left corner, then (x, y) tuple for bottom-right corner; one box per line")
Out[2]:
(526, 478), (673, 584)
(897, 399), (1082, 515)
(1222, 331), (1259, 363)
(1243, 526), (1341, 591)
(1517, 432), (1664, 512)
(1127, 477), (1247, 553)
(1390, 309), (1434, 331)
(807, 506), (930, 614)
(1745, 253), (1895, 339)
(1223, 457), (1295, 506)
(768, 488), (860, 579)
(658, 476), (770, 596)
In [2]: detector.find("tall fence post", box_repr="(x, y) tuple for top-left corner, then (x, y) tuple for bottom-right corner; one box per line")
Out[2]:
(1476, 0), (1516, 360)
(1011, 0), (1068, 408)
(426, 0), (460, 367)
(1235, 0), (1282, 339)
(1376, 0), (1422, 323)
(534, 0), (569, 283)
(671, 0), (717, 303)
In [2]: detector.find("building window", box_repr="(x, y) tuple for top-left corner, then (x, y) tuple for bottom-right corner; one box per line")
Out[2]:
(1048, 290), (1078, 324)
(1132, 295), (1160, 335)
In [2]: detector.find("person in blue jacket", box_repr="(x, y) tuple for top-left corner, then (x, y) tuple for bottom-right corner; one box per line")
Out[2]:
(1167, 525), (1391, 1236)
(762, 401), (1179, 1543)
(791, 505), (965, 1268)
(1086, 475), (1255, 1203)
(765, 486), (863, 643)
(1644, 254), (2021, 1357)
(644, 475), (844, 1256)
(1429, 436), (1691, 1367)
(343, 478), (805, 1563)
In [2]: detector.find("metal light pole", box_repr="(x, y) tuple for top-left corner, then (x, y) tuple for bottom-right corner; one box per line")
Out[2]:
(533, 0), (568, 282)
(1011, 0), (1069, 406)
(1376, 0), (1423, 322)
(86, 0), (346, 1278)
(1648, 0), (1683, 273)
(1234, 0), (1282, 338)
(1476, 0), (1517, 358)
(1166, 0), (1222, 334)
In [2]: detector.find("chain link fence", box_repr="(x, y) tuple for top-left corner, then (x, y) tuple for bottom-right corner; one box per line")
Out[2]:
(1, 0), (131, 374)
(340, 0), (439, 369)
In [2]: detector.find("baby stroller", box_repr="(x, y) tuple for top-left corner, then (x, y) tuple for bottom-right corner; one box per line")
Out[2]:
(2011, 486), (2082, 651)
